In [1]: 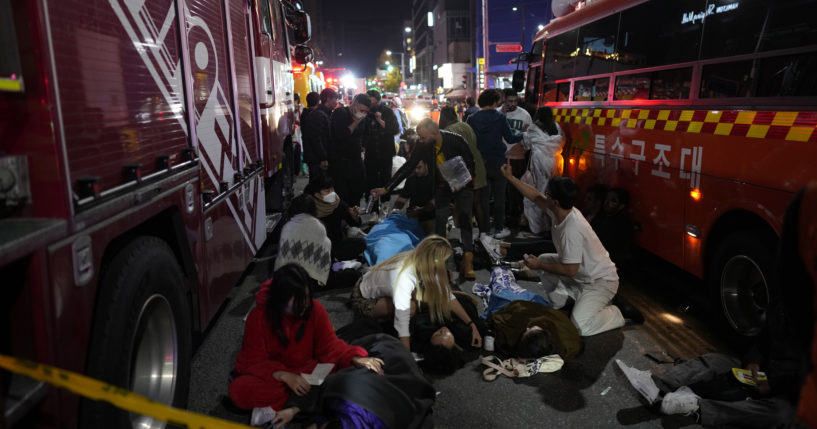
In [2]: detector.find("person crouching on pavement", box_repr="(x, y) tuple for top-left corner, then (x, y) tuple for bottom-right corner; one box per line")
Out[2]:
(228, 264), (384, 427)
(501, 164), (637, 336)
(391, 157), (436, 235)
(350, 235), (483, 350)
(305, 173), (365, 262)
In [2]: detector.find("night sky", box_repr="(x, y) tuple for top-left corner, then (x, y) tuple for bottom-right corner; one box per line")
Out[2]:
(319, 1), (411, 77)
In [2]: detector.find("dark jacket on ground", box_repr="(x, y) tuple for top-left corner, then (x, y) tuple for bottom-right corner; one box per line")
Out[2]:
(302, 104), (333, 164)
(329, 106), (367, 165)
(488, 300), (582, 361)
(466, 109), (523, 162)
(383, 130), (475, 194)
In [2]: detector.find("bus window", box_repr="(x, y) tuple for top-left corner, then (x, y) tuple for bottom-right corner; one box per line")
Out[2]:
(700, 60), (753, 98)
(531, 39), (545, 59)
(759, 0), (817, 52)
(649, 67), (691, 100)
(526, 65), (542, 104)
(557, 82), (571, 101)
(700, 0), (766, 59)
(544, 29), (578, 82)
(573, 77), (609, 101)
(614, 74), (650, 100)
(616, 0), (704, 70)
(575, 14), (618, 77)
(755, 52), (817, 97)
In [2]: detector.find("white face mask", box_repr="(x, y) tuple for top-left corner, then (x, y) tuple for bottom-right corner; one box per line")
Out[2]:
(354, 111), (366, 120)
(322, 191), (338, 203)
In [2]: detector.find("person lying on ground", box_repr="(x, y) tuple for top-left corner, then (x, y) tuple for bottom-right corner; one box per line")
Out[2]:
(489, 300), (582, 361)
(500, 163), (641, 335)
(228, 264), (384, 426)
(350, 235), (483, 350)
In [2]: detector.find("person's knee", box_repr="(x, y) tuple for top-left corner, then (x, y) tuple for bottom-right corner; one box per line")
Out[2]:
(570, 312), (597, 336)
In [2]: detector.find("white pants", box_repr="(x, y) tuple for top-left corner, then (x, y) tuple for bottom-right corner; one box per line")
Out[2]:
(538, 255), (625, 336)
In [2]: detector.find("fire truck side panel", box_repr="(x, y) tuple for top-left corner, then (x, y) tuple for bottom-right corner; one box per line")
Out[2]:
(1, 1), (70, 221)
(229, 0), (260, 164)
(51, 0), (190, 195)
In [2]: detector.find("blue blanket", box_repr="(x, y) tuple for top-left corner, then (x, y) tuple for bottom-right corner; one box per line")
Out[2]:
(364, 214), (425, 265)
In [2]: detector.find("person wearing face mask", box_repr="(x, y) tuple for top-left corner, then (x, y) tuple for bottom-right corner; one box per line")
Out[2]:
(364, 90), (400, 207)
(228, 264), (384, 427)
(350, 236), (483, 350)
(329, 93), (373, 205)
(304, 173), (365, 262)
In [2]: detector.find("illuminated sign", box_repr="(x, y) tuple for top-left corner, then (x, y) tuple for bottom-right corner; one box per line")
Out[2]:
(681, 2), (739, 24)
(495, 44), (523, 53)
(477, 57), (485, 90)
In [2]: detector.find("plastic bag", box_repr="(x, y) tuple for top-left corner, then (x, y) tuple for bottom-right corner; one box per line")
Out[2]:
(437, 155), (472, 191)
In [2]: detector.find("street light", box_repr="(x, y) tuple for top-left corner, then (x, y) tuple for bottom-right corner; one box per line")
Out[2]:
(386, 50), (406, 88)
(404, 27), (411, 33)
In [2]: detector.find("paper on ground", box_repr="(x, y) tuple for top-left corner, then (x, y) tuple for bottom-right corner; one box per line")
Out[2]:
(302, 363), (334, 386)
(616, 359), (660, 404)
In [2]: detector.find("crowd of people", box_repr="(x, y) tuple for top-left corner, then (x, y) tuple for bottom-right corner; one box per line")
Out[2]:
(223, 87), (815, 429)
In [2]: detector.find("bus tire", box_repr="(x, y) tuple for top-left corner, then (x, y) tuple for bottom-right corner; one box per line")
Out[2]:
(709, 231), (775, 340)
(80, 236), (192, 429)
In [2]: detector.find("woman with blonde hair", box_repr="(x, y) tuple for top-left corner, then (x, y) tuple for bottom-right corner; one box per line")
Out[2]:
(351, 235), (483, 350)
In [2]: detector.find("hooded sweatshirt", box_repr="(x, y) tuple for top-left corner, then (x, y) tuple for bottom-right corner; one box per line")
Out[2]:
(466, 109), (523, 163)
(232, 281), (367, 388)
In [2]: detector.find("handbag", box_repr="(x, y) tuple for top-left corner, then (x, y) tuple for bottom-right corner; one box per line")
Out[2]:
(520, 151), (536, 187)
(480, 354), (564, 381)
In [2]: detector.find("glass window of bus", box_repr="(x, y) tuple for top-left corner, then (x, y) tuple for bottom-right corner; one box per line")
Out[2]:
(700, 60), (753, 98)
(526, 65), (542, 105)
(755, 52), (817, 97)
(574, 14), (619, 77)
(759, 0), (817, 52)
(531, 39), (545, 60)
(701, 0), (766, 59)
(573, 77), (610, 101)
(557, 82), (571, 101)
(616, 0), (705, 71)
(543, 29), (578, 82)
(614, 73), (650, 100)
(649, 67), (692, 99)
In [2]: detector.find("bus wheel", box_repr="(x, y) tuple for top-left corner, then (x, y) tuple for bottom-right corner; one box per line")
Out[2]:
(710, 231), (775, 338)
(80, 237), (192, 428)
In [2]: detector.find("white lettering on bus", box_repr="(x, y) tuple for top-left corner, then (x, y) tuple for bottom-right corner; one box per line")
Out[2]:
(681, 2), (739, 25)
(630, 140), (647, 161)
(651, 144), (672, 179)
(594, 135), (606, 166)
(680, 147), (704, 189)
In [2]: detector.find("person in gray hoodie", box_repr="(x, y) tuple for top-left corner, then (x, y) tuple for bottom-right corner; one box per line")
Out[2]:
(466, 89), (523, 238)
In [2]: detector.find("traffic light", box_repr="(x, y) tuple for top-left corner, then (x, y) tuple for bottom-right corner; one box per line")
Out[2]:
(461, 75), (467, 89)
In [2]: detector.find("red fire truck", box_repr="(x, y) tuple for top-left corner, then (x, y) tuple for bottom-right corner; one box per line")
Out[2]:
(1, 0), (312, 426)
(523, 0), (817, 338)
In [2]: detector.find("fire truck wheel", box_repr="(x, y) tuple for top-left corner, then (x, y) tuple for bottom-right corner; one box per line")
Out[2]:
(80, 236), (192, 429)
(710, 231), (775, 339)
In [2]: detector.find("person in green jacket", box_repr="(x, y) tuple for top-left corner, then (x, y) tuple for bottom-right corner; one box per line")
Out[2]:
(488, 300), (582, 361)
(438, 106), (490, 236)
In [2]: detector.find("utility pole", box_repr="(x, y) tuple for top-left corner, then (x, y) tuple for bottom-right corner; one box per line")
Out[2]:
(481, 0), (488, 92)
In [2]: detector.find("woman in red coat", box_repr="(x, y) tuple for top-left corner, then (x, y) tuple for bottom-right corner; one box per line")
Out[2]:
(228, 263), (383, 425)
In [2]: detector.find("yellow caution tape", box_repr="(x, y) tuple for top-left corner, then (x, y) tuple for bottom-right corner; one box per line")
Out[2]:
(0, 354), (252, 429)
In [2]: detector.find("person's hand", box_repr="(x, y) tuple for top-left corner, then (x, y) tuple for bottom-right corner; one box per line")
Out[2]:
(406, 206), (421, 217)
(349, 206), (360, 219)
(500, 241), (511, 256)
(471, 325), (483, 348)
(320, 160), (329, 170)
(523, 254), (544, 270)
(280, 372), (311, 396)
(271, 407), (299, 428)
(374, 111), (382, 121)
(500, 159), (513, 179)
(746, 363), (771, 396)
(370, 187), (387, 198)
(352, 356), (385, 375)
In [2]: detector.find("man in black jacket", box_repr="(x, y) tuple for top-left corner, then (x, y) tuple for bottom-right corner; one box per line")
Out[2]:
(329, 93), (372, 205)
(364, 90), (400, 197)
(302, 88), (338, 177)
(415, 118), (478, 279)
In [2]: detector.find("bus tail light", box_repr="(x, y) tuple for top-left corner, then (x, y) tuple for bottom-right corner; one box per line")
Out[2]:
(690, 188), (702, 201)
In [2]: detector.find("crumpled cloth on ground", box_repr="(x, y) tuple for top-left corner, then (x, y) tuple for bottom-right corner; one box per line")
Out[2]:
(472, 267), (550, 318)
(332, 260), (362, 272)
(364, 214), (425, 265)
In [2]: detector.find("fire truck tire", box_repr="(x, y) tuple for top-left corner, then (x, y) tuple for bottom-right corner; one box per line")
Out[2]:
(80, 236), (192, 429)
(709, 231), (775, 339)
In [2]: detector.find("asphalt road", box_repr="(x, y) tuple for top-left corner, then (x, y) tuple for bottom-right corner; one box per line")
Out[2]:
(188, 184), (730, 429)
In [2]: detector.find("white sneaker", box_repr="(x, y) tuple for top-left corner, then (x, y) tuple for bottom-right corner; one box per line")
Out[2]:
(660, 386), (700, 416)
(479, 234), (503, 262)
(615, 360), (660, 404)
(495, 228), (512, 239)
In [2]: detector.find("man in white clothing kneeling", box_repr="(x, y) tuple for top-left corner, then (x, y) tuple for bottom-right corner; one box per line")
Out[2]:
(500, 162), (626, 336)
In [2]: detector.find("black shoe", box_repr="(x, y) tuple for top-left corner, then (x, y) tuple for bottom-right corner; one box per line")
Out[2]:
(614, 295), (645, 325)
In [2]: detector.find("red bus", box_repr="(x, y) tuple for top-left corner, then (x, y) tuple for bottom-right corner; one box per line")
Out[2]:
(524, 0), (817, 338)
(1, 0), (311, 426)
